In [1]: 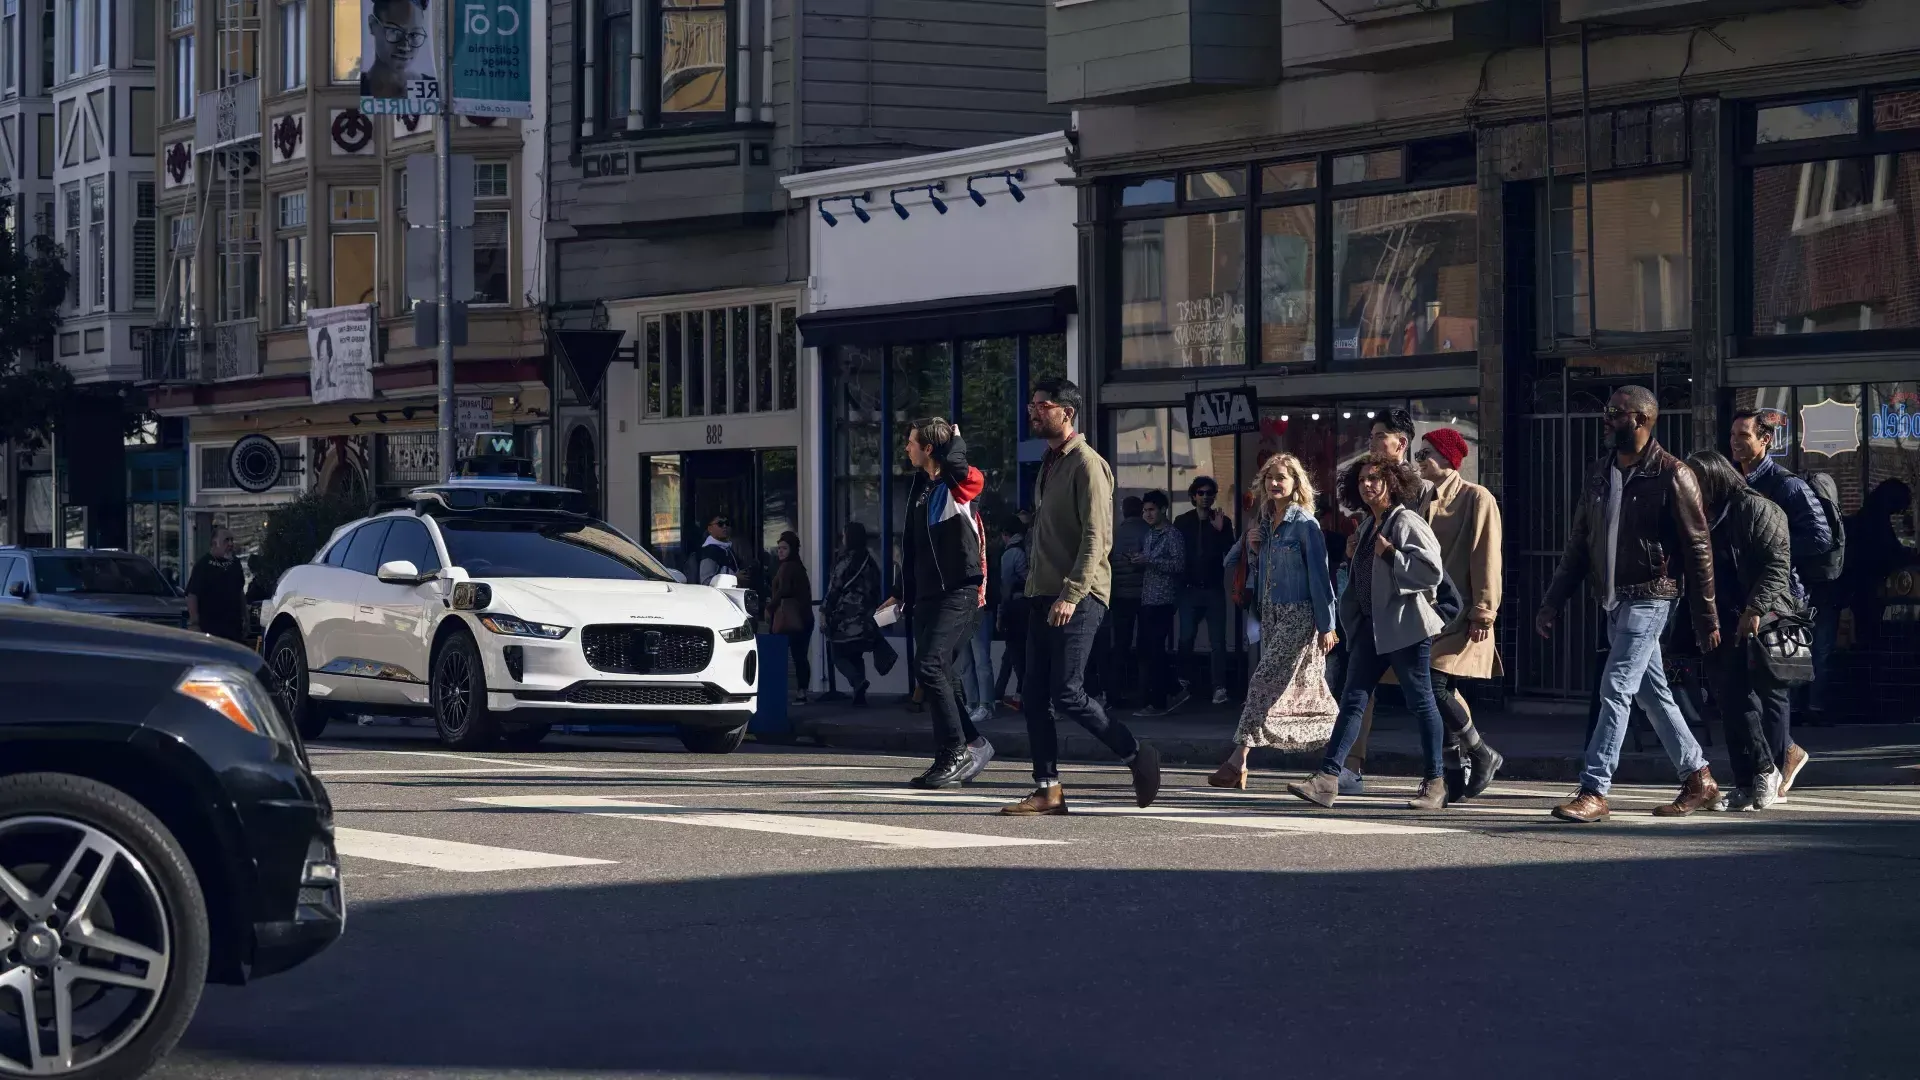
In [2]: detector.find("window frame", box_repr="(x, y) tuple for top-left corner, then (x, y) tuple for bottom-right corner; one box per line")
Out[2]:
(2, 0), (19, 97)
(1536, 166), (1695, 349)
(169, 30), (194, 119)
(277, 0), (305, 90)
(579, 0), (738, 144)
(1104, 134), (1480, 380)
(469, 161), (511, 306)
(1736, 82), (1920, 359)
(275, 190), (308, 325)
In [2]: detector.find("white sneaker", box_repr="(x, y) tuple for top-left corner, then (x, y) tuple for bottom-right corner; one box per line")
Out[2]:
(1338, 768), (1365, 795)
(1210, 688), (1230, 706)
(958, 737), (995, 783)
(969, 704), (992, 726)
(1753, 769), (1782, 810)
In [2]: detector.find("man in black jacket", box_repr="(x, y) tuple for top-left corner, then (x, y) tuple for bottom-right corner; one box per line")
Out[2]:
(1173, 476), (1235, 707)
(1537, 386), (1721, 823)
(885, 417), (995, 789)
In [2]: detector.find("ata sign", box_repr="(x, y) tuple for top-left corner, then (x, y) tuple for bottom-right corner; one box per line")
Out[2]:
(1186, 388), (1260, 439)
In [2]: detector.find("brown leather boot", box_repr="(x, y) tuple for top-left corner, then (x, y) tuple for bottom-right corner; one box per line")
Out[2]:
(1552, 790), (1610, 822)
(1000, 785), (1068, 816)
(1654, 766), (1720, 817)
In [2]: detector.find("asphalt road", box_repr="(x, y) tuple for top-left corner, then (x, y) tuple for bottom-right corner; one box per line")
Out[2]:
(157, 731), (1920, 1080)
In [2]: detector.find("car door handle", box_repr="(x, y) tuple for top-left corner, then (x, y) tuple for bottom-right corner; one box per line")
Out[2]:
(294, 597), (318, 606)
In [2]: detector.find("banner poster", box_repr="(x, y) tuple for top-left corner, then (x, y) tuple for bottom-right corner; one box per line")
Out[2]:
(308, 305), (376, 404)
(452, 0), (532, 118)
(361, 0), (441, 115)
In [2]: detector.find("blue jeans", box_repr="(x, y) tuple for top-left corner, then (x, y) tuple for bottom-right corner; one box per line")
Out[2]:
(1319, 627), (1446, 780)
(1581, 598), (1707, 796)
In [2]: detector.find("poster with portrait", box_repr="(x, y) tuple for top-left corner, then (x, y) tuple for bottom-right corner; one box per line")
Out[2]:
(308, 305), (376, 404)
(360, 0), (440, 115)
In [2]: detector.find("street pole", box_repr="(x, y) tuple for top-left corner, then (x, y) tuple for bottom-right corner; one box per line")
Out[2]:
(435, 0), (456, 480)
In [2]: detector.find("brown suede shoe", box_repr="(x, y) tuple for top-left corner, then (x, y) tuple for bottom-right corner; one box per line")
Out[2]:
(1552, 790), (1610, 822)
(1128, 742), (1162, 808)
(1000, 785), (1068, 816)
(1780, 743), (1810, 795)
(1287, 771), (1340, 808)
(1653, 766), (1720, 817)
(1407, 777), (1447, 811)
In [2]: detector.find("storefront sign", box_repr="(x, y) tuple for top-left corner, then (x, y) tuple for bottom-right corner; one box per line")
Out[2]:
(1187, 388), (1260, 439)
(451, 0), (532, 118)
(1870, 401), (1917, 441)
(381, 432), (440, 487)
(308, 305), (375, 404)
(1800, 398), (1861, 457)
(1173, 294), (1244, 367)
(455, 395), (494, 448)
(360, 0), (441, 115)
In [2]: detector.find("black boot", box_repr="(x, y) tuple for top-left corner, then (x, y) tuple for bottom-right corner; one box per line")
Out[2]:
(1463, 740), (1504, 799)
(852, 684), (868, 707)
(909, 744), (971, 789)
(1443, 767), (1468, 805)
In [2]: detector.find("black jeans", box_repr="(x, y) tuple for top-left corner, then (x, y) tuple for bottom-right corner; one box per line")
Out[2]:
(1106, 598), (1141, 705)
(1430, 669), (1475, 769)
(1759, 677), (1791, 771)
(831, 640), (868, 693)
(914, 589), (983, 750)
(1706, 645), (1774, 788)
(782, 628), (812, 694)
(1137, 603), (1176, 709)
(1024, 595), (1140, 782)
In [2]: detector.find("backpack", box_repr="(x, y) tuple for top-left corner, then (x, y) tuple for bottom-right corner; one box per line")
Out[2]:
(1803, 472), (1846, 584)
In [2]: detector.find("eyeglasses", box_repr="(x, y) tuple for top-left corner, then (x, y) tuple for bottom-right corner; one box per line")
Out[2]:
(374, 20), (428, 47)
(1027, 401), (1065, 414)
(1603, 406), (1641, 421)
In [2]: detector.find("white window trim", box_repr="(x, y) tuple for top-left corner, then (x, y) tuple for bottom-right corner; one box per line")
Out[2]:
(1792, 155), (1895, 234)
(621, 286), (803, 420)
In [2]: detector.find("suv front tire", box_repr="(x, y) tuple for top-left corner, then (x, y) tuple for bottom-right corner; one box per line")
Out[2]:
(431, 630), (501, 750)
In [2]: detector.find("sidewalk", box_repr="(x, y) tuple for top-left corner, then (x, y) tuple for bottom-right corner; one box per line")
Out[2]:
(789, 693), (1920, 789)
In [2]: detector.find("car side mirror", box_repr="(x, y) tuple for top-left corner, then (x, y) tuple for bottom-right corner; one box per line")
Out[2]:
(6, 581), (25, 599)
(708, 572), (739, 589)
(376, 559), (424, 584)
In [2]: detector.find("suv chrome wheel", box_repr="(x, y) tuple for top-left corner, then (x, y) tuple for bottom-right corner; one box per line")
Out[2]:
(0, 817), (169, 1076)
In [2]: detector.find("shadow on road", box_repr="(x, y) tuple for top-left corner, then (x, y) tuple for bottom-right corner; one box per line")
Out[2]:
(169, 847), (1918, 1078)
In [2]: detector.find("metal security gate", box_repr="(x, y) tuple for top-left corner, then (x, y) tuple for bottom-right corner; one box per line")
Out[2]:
(1511, 360), (1695, 698)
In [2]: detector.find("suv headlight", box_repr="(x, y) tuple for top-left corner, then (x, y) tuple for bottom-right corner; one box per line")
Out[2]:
(477, 613), (571, 639)
(177, 664), (294, 744)
(721, 620), (755, 644)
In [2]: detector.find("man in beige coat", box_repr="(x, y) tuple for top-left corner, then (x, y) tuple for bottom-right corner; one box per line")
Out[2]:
(1343, 427), (1506, 801)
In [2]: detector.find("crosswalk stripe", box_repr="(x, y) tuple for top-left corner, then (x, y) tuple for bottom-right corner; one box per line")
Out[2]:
(333, 827), (614, 872)
(838, 790), (1458, 835)
(460, 794), (1067, 849)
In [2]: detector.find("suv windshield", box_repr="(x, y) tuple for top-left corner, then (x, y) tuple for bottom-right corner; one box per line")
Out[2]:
(33, 554), (176, 596)
(438, 518), (674, 581)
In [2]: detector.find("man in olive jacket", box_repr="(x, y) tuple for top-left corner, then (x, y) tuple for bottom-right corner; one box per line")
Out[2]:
(1001, 378), (1161, 816)
(1537, 385), (1720, 823)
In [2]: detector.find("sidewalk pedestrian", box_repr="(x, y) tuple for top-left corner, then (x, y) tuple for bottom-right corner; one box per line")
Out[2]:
(884, 418), (995, 789)
(1287, 454), (1451, 811)
(186, 526), (248, 644)
(1107, 496), (1149, 708)
(995, 518), (1029, 710)
(821, 523), (891, 707)
(1537, 385), (1721, 823)
(767, 531), (814, 704)
(1130, 490), (1183, 717)
(1687, 451), (1803, 811)
(1001, 378), (1161, 815)
(694, 515), (739, 585)
(1208, 454), (1338, 788)
(1173, 476), (1236, 707)
(1729, 409), (1826, 789)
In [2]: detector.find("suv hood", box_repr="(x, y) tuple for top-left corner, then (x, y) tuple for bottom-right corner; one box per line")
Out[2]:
(0, 605), (259, 669)
(480, 577), (749, 627)
(33, 593), (188, 620)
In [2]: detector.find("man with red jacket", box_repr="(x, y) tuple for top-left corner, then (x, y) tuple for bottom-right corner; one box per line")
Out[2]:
(885, 417), (997, 789)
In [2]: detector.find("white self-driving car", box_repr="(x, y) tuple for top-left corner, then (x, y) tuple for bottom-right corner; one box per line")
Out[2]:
(258, 477), (760, 751)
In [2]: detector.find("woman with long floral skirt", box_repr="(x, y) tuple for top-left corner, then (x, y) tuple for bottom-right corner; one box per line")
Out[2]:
(1208, 454), (1340, 788)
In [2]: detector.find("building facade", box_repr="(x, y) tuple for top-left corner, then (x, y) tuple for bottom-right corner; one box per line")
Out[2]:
(1, 0), (157, 551)
(1053, 0), (1920, 712)
(547, 0), (1067, 591)
(142, 0), (553, 574)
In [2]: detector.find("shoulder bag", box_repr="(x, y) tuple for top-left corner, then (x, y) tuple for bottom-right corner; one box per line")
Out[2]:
(1747, 610), (1815, 688)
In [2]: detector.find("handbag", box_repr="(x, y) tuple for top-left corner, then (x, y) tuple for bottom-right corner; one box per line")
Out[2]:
(1747, 610), (1814, 688)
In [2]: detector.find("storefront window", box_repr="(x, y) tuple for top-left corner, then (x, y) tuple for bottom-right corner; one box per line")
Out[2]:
(959, 338), (1017, 534)
(1549, 174), (1691, 338)
(1332, 185), (1477, 361)
(1868, 381), (1919, 547)
(1110, 407), (1240, 526)
(1259, 205), (1314, 367)
(1118, 212), (1246, 370)
(645, 453), (681, 557)
(830, 343), (883, 564)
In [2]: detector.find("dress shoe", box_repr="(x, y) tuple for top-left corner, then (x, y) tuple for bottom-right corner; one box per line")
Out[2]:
(1128, 743), (1163, 808)
(1000, 785), (1068, 815)
(1287, 771), (1340, 808)
(1552, 790), (1610, 822)
(1653, 766), (1719, 816)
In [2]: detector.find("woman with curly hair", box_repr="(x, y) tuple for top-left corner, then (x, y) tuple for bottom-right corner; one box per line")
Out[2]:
(1288, 453), (1453, 811)
(1207, 454), (1339, 787)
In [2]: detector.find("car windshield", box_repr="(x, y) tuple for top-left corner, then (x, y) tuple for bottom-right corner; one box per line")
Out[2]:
(33, 555), (176, 596)
(437, 518), (675, 581)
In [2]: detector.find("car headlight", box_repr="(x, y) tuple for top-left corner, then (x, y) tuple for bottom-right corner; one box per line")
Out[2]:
(177, 664), (293, 744)
(721, 620), (755, 643)
(477, 613), (571, 639)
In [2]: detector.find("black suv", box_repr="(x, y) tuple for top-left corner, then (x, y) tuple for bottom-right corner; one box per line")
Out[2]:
(0, 605), (342, 1077)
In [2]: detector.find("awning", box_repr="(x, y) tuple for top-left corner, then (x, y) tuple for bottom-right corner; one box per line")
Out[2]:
(797, 286), (1076, 350)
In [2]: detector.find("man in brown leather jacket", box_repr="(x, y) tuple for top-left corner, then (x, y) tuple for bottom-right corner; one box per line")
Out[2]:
(1536, 385), (1721, 822)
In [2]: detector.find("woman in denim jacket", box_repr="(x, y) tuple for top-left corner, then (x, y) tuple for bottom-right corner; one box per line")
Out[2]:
(1208, 454), (1340, 788)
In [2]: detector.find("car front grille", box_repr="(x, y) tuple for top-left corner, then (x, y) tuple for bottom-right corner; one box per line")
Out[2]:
(560, 683), (724, 707)
(580, 625), (714, 675)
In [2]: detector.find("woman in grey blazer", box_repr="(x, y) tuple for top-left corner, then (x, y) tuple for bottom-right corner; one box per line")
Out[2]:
(1288, 454), (1452, 811)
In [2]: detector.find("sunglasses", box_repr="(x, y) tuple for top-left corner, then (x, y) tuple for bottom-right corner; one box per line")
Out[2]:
(711, 518), (731, 527)
(1414, 448), (1438, 462)
(1603, 406), (1641, 421)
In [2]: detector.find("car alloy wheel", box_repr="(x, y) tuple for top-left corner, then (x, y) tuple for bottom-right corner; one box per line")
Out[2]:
(265, 630), (325, 741)
(0, 816), (172, 1075)
(432, 633), (499, 750)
